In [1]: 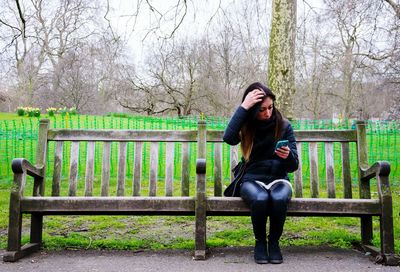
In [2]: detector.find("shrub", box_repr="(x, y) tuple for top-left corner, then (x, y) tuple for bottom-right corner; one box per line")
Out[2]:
(69, 107), (77, 115)
(26, 107), (35, 117)
(59, 107), (68, 116)
(46, 107), (57, 117)
(17, 107), (25, 116)
(24, 107), (41, 117)
(33, 108), (41, 117)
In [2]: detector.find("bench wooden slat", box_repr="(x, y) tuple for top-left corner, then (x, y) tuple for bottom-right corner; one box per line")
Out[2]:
(309, 142), (319, 198)
(181, 143), (190, 196)
(117, 142), (127, 196)
(165, 142), (174, 196)
(21, 197), (195, 214)
(342, 142), (352, 199)
(295, 130), (357, 142)
(84, 141), (95, 197)
(149, 142), (158, 196)
(133, 142), (143, 196)
(68, 141), (79, 196)
(294, 142), (303, 198)
(101, 142), (111, 196)
(48, 129), (198, 142)
(214, 143), (222, 196)
(206, 197), (381, 216)
(230, 145), (238, 181)
(325, 142), (335, 198)
(52, 141), (63, 196)
(206, 130), (357, 142)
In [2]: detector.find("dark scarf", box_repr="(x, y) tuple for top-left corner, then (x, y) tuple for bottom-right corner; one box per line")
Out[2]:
(249, 114), (277, 163)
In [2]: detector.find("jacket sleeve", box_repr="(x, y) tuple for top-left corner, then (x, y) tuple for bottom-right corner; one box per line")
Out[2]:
(223, 106), (249, 145)
(282, 123), (299, 173)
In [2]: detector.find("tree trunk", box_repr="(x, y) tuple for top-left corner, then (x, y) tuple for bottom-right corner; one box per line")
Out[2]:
(268, 0), (297, 119)
(343, 44), (354, 119)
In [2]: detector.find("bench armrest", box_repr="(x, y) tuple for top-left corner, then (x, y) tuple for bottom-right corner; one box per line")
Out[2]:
(196, 159), (206, 195)
(196, 159), (206, 175)
(11, 158), (44, 195)
(12, 158), (44, 179)
(360, 161), (390, 181)
(360, 161), (392, 200)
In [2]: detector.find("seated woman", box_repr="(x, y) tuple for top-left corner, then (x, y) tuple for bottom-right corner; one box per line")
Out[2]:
(223, 82), (299, 264)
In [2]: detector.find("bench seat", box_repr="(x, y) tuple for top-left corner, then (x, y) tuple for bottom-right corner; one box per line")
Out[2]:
(19, 196), (381, 216)
(206, 197), (381, 216)
(20, 196), (196, 215)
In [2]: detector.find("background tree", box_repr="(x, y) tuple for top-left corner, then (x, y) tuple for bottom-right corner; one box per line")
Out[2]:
(268, 0), (297, 119)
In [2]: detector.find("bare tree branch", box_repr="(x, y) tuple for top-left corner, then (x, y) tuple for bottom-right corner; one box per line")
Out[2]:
(14, 0), (26, 38)
(104, 0), (119, 41)
(383, 0), (400, 18)
(167, 0), (187, 39)
(0, 18), (21, 32)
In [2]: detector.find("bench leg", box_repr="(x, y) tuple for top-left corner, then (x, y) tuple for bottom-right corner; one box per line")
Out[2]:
(3, 243), (42, 262)
(360, 191), (399, 266)
(194, 193), (206, 260)
(4, 194), (23, 262)
(379, 215), (398, 266)
(3, 196), (41, 262)
(378, 188), (398, 266)
(30, 213), (43, 245)
(361, 213), (398, 266)
(360, 215), (373, 245)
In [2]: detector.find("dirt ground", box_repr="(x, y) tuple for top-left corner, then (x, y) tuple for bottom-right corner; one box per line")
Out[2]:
(1, 246), (399, 272)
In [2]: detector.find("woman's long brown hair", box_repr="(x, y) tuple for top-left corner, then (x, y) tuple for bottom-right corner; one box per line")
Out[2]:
(240, 82), (284, 162)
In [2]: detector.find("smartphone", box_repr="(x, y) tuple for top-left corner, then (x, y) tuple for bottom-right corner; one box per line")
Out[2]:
(275, 140), (289, 150)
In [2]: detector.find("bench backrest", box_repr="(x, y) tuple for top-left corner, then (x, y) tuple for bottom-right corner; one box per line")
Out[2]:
(203, 121), (369, 199)
(36, 119), (369, 200)
(37, 119), (200, 197)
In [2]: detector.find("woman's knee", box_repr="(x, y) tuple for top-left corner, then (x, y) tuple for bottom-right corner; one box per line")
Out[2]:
(270, 183), (292, 204)
(240, 181), (269, 205)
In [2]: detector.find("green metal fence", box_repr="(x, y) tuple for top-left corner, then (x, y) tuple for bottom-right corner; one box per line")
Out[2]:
(0, 115), (398, 185)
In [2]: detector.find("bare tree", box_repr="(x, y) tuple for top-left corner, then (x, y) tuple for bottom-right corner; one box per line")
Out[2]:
(296, 14), (333, 119)
(116, 39), (210, 117)
(321, 0), (397, 118)
(0, 0), (111, 109)
(200, 0), (270, 116)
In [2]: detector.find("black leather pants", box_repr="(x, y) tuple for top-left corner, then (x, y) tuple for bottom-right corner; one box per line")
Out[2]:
(240, 176), (292, 242)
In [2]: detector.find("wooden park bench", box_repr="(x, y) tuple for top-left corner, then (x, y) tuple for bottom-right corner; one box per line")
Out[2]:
(3, 119), (397, 265)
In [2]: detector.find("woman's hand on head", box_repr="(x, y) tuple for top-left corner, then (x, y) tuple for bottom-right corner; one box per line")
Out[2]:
(241, 89), (265, 110)
(275, 146), (290, 159)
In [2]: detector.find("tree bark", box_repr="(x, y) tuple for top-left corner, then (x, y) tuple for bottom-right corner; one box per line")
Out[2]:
(268, 0), (297, 119)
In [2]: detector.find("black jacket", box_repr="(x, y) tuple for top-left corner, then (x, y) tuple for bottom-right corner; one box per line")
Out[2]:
(223, 106), (299, 183)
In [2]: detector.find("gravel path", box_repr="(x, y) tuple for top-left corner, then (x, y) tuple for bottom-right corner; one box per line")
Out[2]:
(1, 246), (399, 272)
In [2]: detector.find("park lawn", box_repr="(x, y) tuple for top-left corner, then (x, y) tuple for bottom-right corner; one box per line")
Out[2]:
(0, 181), (399, 254)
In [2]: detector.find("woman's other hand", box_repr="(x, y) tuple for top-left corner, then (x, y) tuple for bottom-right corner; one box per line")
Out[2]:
(241, 89), (265, 110)
(275, 146), (290, 159)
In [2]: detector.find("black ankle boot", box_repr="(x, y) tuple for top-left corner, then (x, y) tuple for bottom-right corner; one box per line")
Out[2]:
(268, 239), (283, 264)
(254, 240), (268, 264)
